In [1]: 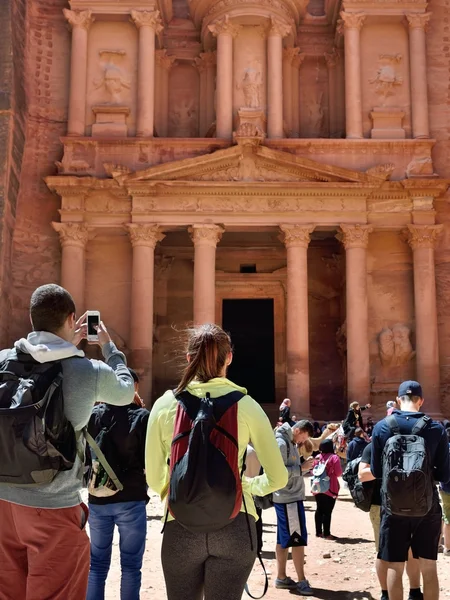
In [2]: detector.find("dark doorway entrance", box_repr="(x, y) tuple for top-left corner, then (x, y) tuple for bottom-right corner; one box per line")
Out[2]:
(222, 299), (275, 404)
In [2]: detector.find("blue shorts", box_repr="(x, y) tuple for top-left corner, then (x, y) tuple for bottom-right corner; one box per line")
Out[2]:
(274, 501), (308, 549)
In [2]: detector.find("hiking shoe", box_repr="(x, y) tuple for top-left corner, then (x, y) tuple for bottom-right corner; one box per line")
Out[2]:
(294, 580), (314, 596)
(275, 577), (297, 589)
(380, 593), (389, 600)
(408, 591), (423, 600)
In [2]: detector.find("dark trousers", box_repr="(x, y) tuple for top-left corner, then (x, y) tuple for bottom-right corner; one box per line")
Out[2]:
(314, 494), (336, 537)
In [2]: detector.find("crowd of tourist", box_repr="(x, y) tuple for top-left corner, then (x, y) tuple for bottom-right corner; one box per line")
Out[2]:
(0, 284), (449, 600)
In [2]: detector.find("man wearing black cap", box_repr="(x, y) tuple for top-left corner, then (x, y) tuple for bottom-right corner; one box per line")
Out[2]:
(371, 381), (450, 600)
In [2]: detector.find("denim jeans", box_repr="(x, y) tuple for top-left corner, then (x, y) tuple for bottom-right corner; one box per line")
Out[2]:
(87, 501), (147, 600)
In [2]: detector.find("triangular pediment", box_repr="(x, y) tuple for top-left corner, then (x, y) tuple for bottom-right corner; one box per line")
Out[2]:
(117, 143), (389, 186)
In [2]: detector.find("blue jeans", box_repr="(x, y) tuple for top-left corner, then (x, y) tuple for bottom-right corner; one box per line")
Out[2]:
(87, 501), (147, 600)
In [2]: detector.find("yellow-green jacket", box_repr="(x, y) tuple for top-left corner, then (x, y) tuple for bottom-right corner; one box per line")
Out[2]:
(145, 377), (288, 521)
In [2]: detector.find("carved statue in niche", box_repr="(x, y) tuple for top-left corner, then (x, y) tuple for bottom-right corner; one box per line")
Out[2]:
(237, 65), (262, 109)
(379, 323), (415, 367)
(369, 54), (403, 103)
(406, 155), (434, 177)
(170, 99), (197, 137)
(93, 51), (130, 104)
(308, 92), (324, 136)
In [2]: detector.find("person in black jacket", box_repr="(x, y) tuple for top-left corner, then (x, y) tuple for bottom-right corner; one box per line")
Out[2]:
(346, 428), (368, 462)
(86, 369), (149, 600)
(343, 401), (371, 440)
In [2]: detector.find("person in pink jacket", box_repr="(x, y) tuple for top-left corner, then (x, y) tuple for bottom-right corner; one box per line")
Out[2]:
(312, 438), (342, 540)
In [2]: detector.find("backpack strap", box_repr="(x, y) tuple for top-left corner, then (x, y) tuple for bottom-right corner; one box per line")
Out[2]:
(386, 415), (400, 435)
(84, 429), (124, 492)
(412, 415), (431, 435)
(244, 551), (269, 599)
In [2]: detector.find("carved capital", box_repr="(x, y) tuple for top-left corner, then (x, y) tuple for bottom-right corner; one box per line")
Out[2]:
(283, 47), (299, 64)
(155, 49), (176, 70)
(194, 51), (217, 72)
(324, 50), (338, 69)
(337, 224), (373, 249)
(189, 224), (224, 247)
(280, 224), (315, 248)
(125, 224), (165, 248)
(154, 255), (174, 279)
(52, 222), (89, 248)
(268, 17), (292, 38)
(208, 15), (240, 38)
(63, 9), (94, 31)
(130, 10), (163, 34)
(406, 12), (432, 31)
(405, 224), (443, 250)
(340, 12), (366, 31)
(292, 52), (306, 69)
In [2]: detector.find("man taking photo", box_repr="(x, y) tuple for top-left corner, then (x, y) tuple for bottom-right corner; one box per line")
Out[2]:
(0, 284), (135, 600)
(371, 380), (450, 600)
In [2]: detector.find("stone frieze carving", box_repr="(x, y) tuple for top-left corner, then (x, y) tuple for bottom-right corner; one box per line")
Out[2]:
(93, 51), (130, 105)
(103, 163), (131, 178)
(206, 0), (291, 18)
(365, 163), (395, 181)
(379, 324), (415, 367)
(237, 65), (262, 109)
(369, 55), (403, 102)
(170, 99), (197, 137)
(406, 155), (434, 177)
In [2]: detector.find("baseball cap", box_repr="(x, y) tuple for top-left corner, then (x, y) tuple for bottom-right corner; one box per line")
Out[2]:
(397, 380), (423, 398)
(386, 400), (396, 409)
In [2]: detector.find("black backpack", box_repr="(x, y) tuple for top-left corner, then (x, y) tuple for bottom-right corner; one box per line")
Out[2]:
(342, 457), (373, 512)
(0, 351), (77, 485)
(381, 414), (434, 517)
(167, 389), (246, 532)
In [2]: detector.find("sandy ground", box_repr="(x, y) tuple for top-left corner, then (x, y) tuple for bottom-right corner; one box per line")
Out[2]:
(93, 482), (450, 600)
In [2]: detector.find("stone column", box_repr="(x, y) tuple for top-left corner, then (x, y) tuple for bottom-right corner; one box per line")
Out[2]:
(291, 51), (305, 138)
(280, 224), (315, 416)
(125, 224), (165, 404)
(267, 19), (291, 139)
(209, 16), (239, 140)
(52, 222), (89, 312)
(63, 9), (94, 136)
(325, 50), (338, 138)
(340, 12), (366, 139)
(131, 10), (163, 138)
(282, 49), (295, 134)
(155, 50), (175, 137)
(195, 52), (216, 136)
(406, 13), (432, 139)
(338, 224), (373, 404)
(189, 224), (224, 325)
(406, 225), (443, 414)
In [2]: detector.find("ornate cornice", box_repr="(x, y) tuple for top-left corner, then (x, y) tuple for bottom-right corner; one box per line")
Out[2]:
(268, 17), (292, 38)
(189, 224), (224, 247)
(52, 222), (90, 248)
(337, 224), (373, 249)
(125, 224), (165, 248)
(340, 11), (366, 30)
(155, 49), (176, 70)
(130, 10), (163, 33)
(208, 15), (241, 38)
(63, 8), (94, 30)
(280, 224), (315, 248)
(406, 12), (432, 30)
(405, 224), (443, 250)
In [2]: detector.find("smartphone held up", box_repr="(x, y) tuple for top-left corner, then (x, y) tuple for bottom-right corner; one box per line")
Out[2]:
(86, 311), (101, 342)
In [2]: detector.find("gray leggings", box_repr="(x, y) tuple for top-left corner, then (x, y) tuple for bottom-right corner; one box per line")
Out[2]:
(161, 513), (257, 600)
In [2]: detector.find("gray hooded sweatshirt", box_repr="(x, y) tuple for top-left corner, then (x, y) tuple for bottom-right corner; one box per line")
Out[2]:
(272, 422), (305, 504)
(0, 332), (135, 509)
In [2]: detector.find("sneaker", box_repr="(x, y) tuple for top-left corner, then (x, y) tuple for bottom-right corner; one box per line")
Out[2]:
(408, 591), (423, 600)
(294, 580), (314, 596)
(380, 593), (389, 600)
(444, 548), (450, 557)
(275, 577), (297, 589)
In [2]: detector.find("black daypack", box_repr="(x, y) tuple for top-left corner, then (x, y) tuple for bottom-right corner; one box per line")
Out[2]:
(0, 351), (77, 485)
(167, 390), (246, 532)
(381, 414), (434, 517)
(342, 457), (373, 512)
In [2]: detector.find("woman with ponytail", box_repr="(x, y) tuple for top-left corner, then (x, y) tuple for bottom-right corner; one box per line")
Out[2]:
(146, 324), (288, 600)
